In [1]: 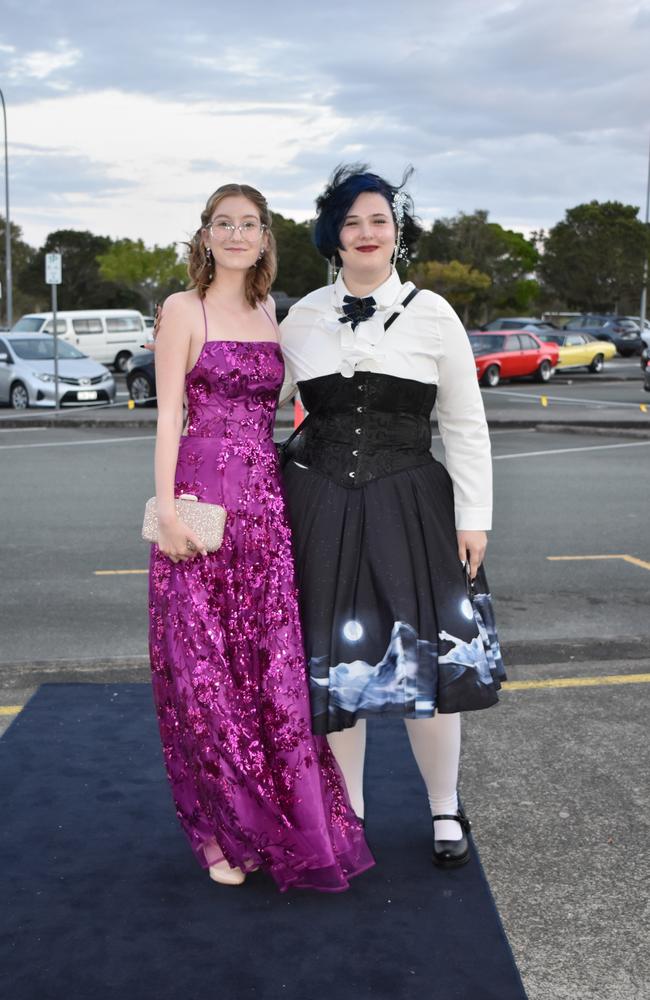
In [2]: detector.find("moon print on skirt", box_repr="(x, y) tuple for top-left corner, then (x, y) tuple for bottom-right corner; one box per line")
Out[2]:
(310, 579), (503, 725)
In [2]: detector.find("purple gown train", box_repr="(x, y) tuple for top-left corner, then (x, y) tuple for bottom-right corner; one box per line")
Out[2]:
(148, 330), (373, 892)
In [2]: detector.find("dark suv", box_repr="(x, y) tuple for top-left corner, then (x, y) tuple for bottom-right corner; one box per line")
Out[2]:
(564, 315), (644, 356)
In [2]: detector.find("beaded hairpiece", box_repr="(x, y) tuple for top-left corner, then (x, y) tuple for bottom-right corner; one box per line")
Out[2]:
(392, 191), (409, 265)
(392, 191), (408, 226)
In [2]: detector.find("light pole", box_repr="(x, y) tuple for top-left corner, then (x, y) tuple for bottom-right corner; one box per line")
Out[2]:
(0, 87), (12, 329)
(640, 133), (650, 332)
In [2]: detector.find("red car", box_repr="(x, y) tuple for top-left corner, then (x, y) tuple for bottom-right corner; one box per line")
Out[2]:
(468, 331), (560, 387)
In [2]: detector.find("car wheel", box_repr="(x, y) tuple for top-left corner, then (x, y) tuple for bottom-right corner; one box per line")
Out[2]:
(535, 359), (552, 382)
(588, 353), (604, 374)
(10, 381), (29, 409)
(481, 364), (500, 388)
(114, 351), (132, 373)
(128, 372), (155, 404)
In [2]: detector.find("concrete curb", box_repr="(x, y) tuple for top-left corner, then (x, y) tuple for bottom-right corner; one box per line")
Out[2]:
(1, 414), (649, 434)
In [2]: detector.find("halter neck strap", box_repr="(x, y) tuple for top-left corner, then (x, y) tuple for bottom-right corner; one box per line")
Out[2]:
(200, 297), (208, 343)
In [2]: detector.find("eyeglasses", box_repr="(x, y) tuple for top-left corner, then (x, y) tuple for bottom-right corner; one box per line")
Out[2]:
(207, 220), (267, 241)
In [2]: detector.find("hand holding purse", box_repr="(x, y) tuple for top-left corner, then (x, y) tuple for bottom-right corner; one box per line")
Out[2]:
(142, 493), (227, 552)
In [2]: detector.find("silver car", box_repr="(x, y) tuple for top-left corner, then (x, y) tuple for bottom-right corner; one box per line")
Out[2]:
(0, 332), (116, 409)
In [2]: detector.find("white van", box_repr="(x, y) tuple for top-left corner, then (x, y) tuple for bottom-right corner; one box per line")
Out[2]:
(12, 310), (146, 372)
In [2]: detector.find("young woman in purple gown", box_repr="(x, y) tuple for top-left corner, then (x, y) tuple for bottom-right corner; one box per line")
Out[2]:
(147, 183), (373, 891)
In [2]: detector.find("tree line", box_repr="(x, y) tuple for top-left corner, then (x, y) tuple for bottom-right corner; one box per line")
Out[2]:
(1, 200), (648, 326)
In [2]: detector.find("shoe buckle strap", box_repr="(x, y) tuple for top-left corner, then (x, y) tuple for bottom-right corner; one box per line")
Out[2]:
(432, 813), (472, 832)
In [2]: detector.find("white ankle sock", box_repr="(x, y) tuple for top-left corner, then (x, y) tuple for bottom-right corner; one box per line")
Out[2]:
(404, 713), (463, 841)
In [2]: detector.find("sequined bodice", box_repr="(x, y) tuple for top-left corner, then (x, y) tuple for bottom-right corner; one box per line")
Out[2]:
(183, 340), (283, 441)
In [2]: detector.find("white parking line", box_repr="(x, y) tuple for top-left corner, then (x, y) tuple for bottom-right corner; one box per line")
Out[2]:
(494, 440), (650, 460)
(484, 388), (645, 409)
(0, 435), (155, 451)
(432, 427), (537, 440)
(0, 425), (52, 433)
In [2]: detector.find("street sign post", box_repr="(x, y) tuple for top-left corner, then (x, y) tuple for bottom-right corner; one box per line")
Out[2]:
(45, 253), (62, 409)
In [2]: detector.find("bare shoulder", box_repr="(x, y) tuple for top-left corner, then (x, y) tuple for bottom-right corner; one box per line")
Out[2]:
(262, 294), (277, 315)
(155, 291), (200, 349)
(160, 289), (200, 321)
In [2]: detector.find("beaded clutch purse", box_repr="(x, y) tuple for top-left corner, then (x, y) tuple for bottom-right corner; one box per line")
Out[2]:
(142, 493), (227, 552)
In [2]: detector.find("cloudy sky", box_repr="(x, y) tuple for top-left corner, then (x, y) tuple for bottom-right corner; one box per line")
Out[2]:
(1, 0), (649, 250)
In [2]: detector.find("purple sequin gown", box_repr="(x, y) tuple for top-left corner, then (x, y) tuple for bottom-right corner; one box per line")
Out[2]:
(148, 338), (373, 892)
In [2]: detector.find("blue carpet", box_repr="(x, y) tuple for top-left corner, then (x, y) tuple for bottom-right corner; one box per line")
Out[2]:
(1, 684), (527, 1000)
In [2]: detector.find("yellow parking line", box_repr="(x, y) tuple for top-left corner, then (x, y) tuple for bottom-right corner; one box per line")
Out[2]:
(548, 554), (650, 571)
(94, 569), (149, 576)
(621, 555), (650, 571)
(504, 674), (650, 691)
(0, 677), (647, 727)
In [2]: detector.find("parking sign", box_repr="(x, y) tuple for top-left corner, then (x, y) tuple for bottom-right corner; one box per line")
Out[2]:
(45, 253), (62, 285)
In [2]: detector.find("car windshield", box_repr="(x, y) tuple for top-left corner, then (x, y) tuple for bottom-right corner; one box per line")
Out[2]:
(11, 317), (44, 332)
(10, 338), (86, 360)
(539, 333), (564, 344)
(469, 335), (505, 355)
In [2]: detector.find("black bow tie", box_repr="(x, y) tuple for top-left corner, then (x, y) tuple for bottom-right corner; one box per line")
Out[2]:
(338, 294), (377, 330)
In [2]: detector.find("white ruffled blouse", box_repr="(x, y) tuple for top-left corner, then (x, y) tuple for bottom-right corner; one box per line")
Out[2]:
(279, 268), (493, 531)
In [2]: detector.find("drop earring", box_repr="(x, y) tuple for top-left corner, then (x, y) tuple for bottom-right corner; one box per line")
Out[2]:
(205, 245), (214, 280)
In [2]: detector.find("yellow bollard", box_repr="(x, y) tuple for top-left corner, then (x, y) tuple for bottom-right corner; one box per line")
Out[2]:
(127, 399), (135, 410)
(540, 395), (548, 407)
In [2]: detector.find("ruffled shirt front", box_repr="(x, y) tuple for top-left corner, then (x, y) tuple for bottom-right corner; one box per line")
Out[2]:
(279, 269), (493, 530)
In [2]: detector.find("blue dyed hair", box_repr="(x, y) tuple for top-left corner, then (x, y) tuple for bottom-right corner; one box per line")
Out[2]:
(313, 163), (420, 266)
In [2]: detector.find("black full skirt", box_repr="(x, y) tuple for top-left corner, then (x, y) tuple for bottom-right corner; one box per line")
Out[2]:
(283, 456), (505, 735)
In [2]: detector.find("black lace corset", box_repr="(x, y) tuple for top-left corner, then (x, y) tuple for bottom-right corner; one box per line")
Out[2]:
(294, 372), (437, 487)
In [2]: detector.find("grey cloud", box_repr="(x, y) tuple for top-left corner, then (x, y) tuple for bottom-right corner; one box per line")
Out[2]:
(11, 147), (136, 203)
(2, 0), (649, 234)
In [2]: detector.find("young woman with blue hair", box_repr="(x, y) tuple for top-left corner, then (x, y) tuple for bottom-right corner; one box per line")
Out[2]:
(279, 165), (505, 868)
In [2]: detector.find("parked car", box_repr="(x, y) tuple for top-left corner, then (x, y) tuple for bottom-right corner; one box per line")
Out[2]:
(468, 331), (560, 387)
(0, 332), (116, 409)
(538, 331), (617, 373)
(126, 350), (156, 405)
(564, 315), (644, 356)
(641, 344), (650, 371)
(271, 291), (299, 322)
(621, 316), (650, 348)
(481, 317), (559, 333)
(12, 309), (147, 372)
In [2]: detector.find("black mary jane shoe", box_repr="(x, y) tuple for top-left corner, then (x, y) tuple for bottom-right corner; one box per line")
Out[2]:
(431, 806), (471, 869)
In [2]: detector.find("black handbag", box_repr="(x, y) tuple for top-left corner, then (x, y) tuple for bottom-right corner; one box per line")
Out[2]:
(276, 410), (314, 470)
(276, 287), (420, 470)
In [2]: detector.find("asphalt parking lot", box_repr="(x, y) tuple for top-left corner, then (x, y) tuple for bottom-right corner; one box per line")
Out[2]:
(0, 420), (647, 664)
(1, 371), (649, 1000)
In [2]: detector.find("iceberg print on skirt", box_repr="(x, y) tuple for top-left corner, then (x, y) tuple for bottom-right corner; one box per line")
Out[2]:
(310, 585), (505, 729)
